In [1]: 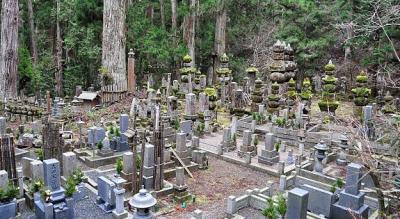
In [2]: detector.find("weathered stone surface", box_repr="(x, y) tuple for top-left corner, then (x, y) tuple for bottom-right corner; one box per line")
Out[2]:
(302, 184), (336, 218)
(286, 188), (309, 219)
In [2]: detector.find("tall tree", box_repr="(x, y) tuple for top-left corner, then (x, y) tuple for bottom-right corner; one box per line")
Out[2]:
(183, 0), (196, 67)
(102, 0), (127, 102)
(160, 0), (165, 29)
(0, 0), (19, 99)
(27, 0), (38, 65)
(55, 0), (63, 97)
(213, 0), (227, 84)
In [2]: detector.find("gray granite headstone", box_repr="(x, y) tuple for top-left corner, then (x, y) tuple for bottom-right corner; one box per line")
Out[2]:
(0, 170), (8, 188)
(345, 163), (363, 195)
(43, 159), (61, 191)
(0, 117), (6, 135)
(122, 152), (134, 174)
(302, 184), (336, 218)
(286, 188), (309, 219)
(180, 120), (193, 135)
(96, 176), (116, 211)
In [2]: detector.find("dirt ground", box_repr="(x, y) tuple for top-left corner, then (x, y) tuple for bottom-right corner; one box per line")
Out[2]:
(158, 156), (278, 219)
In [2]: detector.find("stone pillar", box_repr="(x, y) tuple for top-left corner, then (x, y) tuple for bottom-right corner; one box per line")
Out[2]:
(0, 170), (8, 188)
(112, 187), (128, 218)
(226, 196), (236, 218)
(176, 132), (191, 165)
(184, 93), (197, 120)
(17, 169), (23, 197)
(127, 49), (136, 93)
(220, 127), (233, 151)
(62, 152), (76, 178)
(230, 116), (237, 138)
(279, 175), (287, 191)
(332, 163), (369, 218)
(198, 92), (208, 113)
(258, 132), (279, 165)
(122, 151), (134, 175)
(278, 161), (285, 175)
(0, 117), (6, 135)
(286, 188), (309, 219)
(31, 160), (44, 181)
(143, 144), (155, 190)
(238, 130), (254, 157)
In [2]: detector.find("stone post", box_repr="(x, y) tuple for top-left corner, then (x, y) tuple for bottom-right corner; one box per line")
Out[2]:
(62, 152), (77, 178)
(127, 49), (136, 93)
(112, 187), (128, 218)
(279, 175), (287, 191)
(286, 188), (309, 219)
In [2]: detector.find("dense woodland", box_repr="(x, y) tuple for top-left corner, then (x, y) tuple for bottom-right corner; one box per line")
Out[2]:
(0, 0), (399, 98)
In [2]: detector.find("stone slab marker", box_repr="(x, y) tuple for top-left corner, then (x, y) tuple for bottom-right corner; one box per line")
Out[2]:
(302, 184), (336, 218)
(332, 163), (369, 219)
(96, 176), (116, 211)
(286, 188), (309, 219)
(0, 117), (6, 135)
(127, 49), (136, 93)
(22, 157), (35, 179)
(0, 170), (8, 188)
(143, 143), (155, 189)
(62, 152), (76, 177)
(176, 132), (191, 165)
(31, 160), (44, 181)
(43, 159), (65, 201)
(122, 151), (134, 174)
(258, 132), (279, 165)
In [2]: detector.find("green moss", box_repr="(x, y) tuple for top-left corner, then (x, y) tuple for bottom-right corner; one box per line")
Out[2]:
(324, 62), (336, 71)
(351, 87), (371, 97)
(183, 54), (192, 63)
(322, 75), (337, 84)
(271, 82), (279, 89)
(323, 84), (336, 92)
(356, 75), (368, 83)
(268, 95), (280, 101)
(287, 90), (297, 98)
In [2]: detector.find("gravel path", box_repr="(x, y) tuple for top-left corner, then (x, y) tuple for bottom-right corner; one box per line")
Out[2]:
(158, 156), (278, 219)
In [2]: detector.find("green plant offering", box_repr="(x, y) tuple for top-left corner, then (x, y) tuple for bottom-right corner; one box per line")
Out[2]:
(96, 141), (103, 150)
(65, 176), (77, 197)
(262, 198), (277, 219)
(276, 193), (287, 217)
(253, 136), (259, 146)
(116, 158), (123, 174)
(0, 183), (19, 203)
(35, 148), (44, 161)
(274, 141), (281, 151)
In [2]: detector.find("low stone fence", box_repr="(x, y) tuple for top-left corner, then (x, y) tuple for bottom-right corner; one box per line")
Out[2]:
(226, 186), (273, 218)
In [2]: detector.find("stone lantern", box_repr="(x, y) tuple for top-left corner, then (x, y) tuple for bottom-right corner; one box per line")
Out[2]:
(313, 140), (328, 174)
(129, 186), (157, 219)
(336, 135), (349, 166)
(246, 64), (259, 90)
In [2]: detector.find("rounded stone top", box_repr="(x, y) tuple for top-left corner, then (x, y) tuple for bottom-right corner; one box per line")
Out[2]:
(356, 71), (368, 83)
(303, 78), (311, 86)
(384, 91), (393, 102)
(285, 43), (294, 54)
(183, 54), (192, 63)
(255, 79), (263, 84)
(128, 49), (135, 57)
(324, 60), (335, 72)
(271, 82), (279, 90)
(288, 78), (296, 85)
(129, 186), (157, 209)
(273, 40), (285, 52)
(220, 53), (229, 63)
(246, 65), (259, 74)
(314, 140), (328, 151)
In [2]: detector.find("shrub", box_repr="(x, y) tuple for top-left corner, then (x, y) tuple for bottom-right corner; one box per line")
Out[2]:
(65, 176), (77, 197)
(0, 183), (19, 203)
(35, 149), (44, 161)
(116, 158), (123, 174)
(96, 141), (103, 150)
(276, 193), (287, 217)
(262, 198), (277, 219)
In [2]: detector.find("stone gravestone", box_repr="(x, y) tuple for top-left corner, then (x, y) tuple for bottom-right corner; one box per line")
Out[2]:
(176, 132), (191, 165)
(238, 130), (255, 157)
(180, 120), (193, 136)
(96, 176), (116, 212)
(62, 152), (77, 178)
(258, 133), (279, 165)
(118, 114), (130, 151)
(286, 188), (309, 219)
(0, 170), (8, 188)
(332, 163), (369, 219)
(0, 117), (6, 135)
(143, 144), (155, 190)
(302, 184), (336, 218)
(31, 160), (44, 180)
(43, 159), (65, 200)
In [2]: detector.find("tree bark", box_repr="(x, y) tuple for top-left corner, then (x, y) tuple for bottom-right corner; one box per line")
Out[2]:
(171, 0), (178, 80)
(102, 0), (127, 103)
(55, 0), (63, 97)
(0, 0), (19, 99)
(183, 0), (196, 67)
(27, 0), (38, 65)
(212, 0), (227, 84)
(160, 0), (165, 29)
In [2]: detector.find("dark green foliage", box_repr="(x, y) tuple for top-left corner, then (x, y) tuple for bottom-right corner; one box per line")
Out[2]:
(0, 183), (19, 203)
(72, 168), (86, 184)
(35, 149), (44, 161)
(116, 158), (123, 174)
(64, 176), (77, 197)
(28, 179), (44, 195)
(96, 141), (103, 150)
(262, 198), (277, 219)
